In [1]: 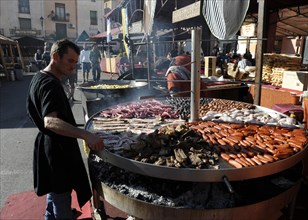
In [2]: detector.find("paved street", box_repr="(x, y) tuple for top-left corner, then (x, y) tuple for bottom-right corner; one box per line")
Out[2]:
(0, 73), (36, 208)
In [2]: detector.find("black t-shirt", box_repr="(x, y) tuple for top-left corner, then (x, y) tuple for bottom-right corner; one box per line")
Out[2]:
(26, 71), (91, 208)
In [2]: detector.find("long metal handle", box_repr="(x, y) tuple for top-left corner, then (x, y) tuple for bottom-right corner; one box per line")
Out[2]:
(223, 176), (235, 194)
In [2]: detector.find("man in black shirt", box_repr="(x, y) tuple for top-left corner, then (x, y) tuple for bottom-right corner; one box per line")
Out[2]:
(27, 39), (104, 220)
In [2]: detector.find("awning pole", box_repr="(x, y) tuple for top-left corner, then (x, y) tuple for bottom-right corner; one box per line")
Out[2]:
(254, 0), (267, 105)
(190, 28), (201, 122)
(146, 35), (151, 88)
(0, 45), (9, 79)
(108, 42), (113, 78)
(16, 42), (25, 70)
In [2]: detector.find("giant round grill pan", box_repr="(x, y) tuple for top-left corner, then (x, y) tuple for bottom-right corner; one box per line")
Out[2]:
(76, 80), (148, 100)
(85, 100), (308, 182)
(95, 145), (307, 182)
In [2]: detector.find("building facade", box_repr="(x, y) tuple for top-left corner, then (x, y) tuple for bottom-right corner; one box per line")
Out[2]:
(0, 0), (106, 43)
(77, 0), (105, 37)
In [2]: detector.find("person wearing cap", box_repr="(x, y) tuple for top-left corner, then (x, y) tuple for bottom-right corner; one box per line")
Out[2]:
(165, 55), (207, 96)
(165, 55), (192, 95)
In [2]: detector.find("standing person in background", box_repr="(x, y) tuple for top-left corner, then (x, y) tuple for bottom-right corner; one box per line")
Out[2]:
(211, 44), (220, 56)
(34, 49), (43, 70)
(216, 51), (229, 76)
(42, 46), (51, 67)
(238, 53), (252, 70)
(89, 44), (102, 81)
(244, 48), (253, 64)
(79, 45), (91, 83)
(165, 55), (207, 97)
(27, 39), (104, 220)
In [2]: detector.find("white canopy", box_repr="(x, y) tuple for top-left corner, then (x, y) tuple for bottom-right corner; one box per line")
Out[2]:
(202, 0), (250, 40)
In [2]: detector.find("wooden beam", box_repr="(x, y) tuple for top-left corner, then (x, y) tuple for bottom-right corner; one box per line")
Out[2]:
(16, 43), (25, 71)
(0, 45), (9, 79)
(254, 0), (267, 105)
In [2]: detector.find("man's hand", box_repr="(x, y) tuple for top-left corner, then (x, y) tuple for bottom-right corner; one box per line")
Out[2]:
(84, 132), (104, 151)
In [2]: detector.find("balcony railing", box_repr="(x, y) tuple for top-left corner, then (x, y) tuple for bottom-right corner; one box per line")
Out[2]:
(50, 15), (69, 22)
(10, 29), (42, 36)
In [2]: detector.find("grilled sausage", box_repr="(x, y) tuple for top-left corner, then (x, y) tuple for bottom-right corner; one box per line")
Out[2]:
(238, 157), (251, 167)
(220, 152), (230, 161)
(222, 138), (236, 147)
(251, 156), (263, 165)
(226, 136), (241, 143)
(288, 141), (303, 150)
(228, 159), (243, 168)
(245, 157), (256, 166)
(217, 138), (227, 146)
(263, 154), (274, 162)
(257, 154), (270, 163)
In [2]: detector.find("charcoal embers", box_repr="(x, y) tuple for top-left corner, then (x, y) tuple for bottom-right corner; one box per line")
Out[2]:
(89, 155), (237, 209)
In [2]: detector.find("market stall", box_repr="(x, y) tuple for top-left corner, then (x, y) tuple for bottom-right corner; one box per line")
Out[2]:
(0, 34), (24, 80)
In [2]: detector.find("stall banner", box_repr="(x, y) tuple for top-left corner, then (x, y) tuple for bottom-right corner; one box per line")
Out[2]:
(107, 18), (112, 43)
(122, 7), (129, 58)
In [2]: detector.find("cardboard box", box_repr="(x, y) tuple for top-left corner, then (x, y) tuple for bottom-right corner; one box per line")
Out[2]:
(105, 57), (120, 73)
(204, 56), (216, 77)
(282, 71), (308, 91)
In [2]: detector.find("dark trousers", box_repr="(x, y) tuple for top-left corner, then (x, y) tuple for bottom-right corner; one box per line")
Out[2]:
(91, 62), (101, 81)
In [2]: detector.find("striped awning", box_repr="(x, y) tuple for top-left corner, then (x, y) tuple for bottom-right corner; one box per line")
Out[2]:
(202, 0), (250, 40)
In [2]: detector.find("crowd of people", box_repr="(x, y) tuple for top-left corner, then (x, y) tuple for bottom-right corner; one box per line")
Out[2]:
(34, 43), (103, 80)
(33, 43), (51, 70)
(213, 49), (256, 80)
(151, 47), (257, 96)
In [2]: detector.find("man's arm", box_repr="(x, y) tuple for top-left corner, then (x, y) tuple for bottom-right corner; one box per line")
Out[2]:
(89, 51), (93, 63)
(44, 112), (104, 151)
